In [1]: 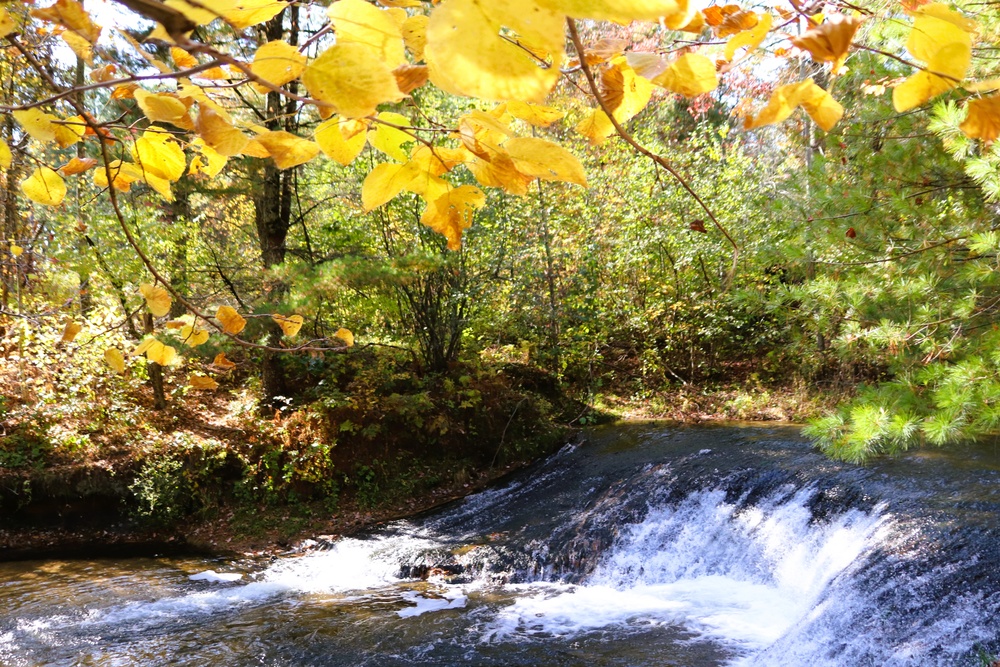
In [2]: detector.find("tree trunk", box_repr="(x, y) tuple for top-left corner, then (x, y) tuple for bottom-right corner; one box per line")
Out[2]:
(253, 9), (297, 412)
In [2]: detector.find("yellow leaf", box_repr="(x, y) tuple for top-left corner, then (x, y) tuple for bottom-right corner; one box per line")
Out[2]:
(272, 314), (304, 337)
(328, 0), (406, 69)
(61, 31), (94, 65)
(790, 14), (862, 64)
(334, 328), (354, 347)
(30, 0), (100, 43)
(425, 0), (564, 103)
(892, 4), (974, 112)
(171, 46), (198, 68)
(0, 8), (16, 37)
(133, 129), (186, 182)
(59, 157), (98, 176)
(251, 40), (307, 92)
(575, 109), (616, 145)
(744, 78), (843, 132)
(601, 56), (654, 126)
(537, 0), (678, 21)
(650, 53), (719, 97)
(466, 153), (534, 195)
(61, 319), (82, 343)
(139, 282), (172, 317)
(90, 64), (117, 82)
(195, 107), (249, 157)
(223, 0), (286, 29)
(53, 116), (86, 149)
(960, 95), (1000, 142)
(93, 160), (142, 192)
(369, 112), (413, 162)
(303, 43), (404, 119)
(362, 161), (420, 211)
(188, 140), (228, 178)
(22, 168), (67, 206)
(0, 139), (11, 170)
(212, 352), (237, 369)
(10, 244), (22, 257)
(189, 374), (219, 390)
(402, 14), (428, 61)
(505, 100), (564, 127)
(179, 324), (210, 347)
(165, 320), (186, 329)
(13, 109), (58, 143)
(134, 337), (179, 365)
(420, 185), (486, 250)
(504, 137), (588, 186)
(216, 305), (247, 334)
(664, 0), (703, 32)
(133, 89), (193, 129)
(315, 117), (369, 166)
(379, 0), (423, 7)
(254, 131), (320, 170)
(104, 348), (126, 374)
(724, 12), (772, 61)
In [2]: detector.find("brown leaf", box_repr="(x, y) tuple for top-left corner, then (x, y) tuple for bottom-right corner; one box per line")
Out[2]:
(393, 64), (429, 94)
(790, 15), (863, 64)
(690, 219), (707, 233)
(846, 227), (857, 238)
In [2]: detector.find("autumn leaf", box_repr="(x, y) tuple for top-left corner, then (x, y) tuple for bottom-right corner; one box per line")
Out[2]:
(790, 15), (863, 66)
(537, 0), (681, 21)
(505, 100), (564, 127)
(328, 0), (406, 69)
(394, 64), (429, 95)
(13, 109), (59, 143)
(504, 137), (588, 186)
(744, 78), (843, 132)
(93, 160), (143, 192)
(960, 95), (1000, 141)
(31, 0), (100, 44)
(59, 157), (98, 176)
(251, 40), (307, 92)
(892, 3), (975, 112)
(650, 53), (719, 97)
(272, 314), (304, 337)
(53, 116), (86, 149)
(0, 139), (10, 170)
(61, 31), (94, 65)
(254, 131), (320, 170)
(369, 112), (414, 162)
(725, 12), (772, 61)
(139, 282), (172, 317)
(216, 305), (247, 334)
(9, 243), (22, 257)
(601, 57), (653, 126)
(315, 117), (369, 166)
(133, 128), (186, 182)
(61, 319), (82, 343)
(133, 89), (193, 129)
(425, 0), (565, 103)
(334, 328), (355, 347)
(22, 168), (67, 207)
(212, 352), (237, 369)
(420, 185), (486, 250)
(0, 8), (16, 37)
(575, 109), (616, 146)
(189, 374), (219, 390)
(188, 140), (228, 178)
(179, 324), (210, 347)
(195, 107), (249, 157)
(303, 43), (404, 119)
(104, 348), (126, 374)
(401, 14), (428, 61)
(134, 337), (177, 366)
(362, 161), (421, 211)
(170, 46), (198, 68)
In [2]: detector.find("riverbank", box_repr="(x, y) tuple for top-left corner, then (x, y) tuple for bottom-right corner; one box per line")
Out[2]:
(0, 355), (830, 560)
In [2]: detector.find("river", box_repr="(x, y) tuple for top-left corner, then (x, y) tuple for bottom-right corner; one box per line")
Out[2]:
(2, 423), (999, 665)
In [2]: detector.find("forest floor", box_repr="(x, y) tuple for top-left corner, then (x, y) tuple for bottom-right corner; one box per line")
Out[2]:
(0, 355), (836, 560)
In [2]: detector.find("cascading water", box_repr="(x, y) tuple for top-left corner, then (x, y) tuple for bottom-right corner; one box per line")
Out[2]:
(2, 424), (999, 666)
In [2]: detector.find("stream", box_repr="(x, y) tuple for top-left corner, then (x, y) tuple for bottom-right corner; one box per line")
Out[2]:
(2, 423), (999, 665)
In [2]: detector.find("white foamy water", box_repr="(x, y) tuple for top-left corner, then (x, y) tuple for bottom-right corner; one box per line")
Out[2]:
(481, 487), (889, 656)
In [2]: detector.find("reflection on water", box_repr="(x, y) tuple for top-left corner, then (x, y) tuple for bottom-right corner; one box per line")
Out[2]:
(2, 424), (1000, 666)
